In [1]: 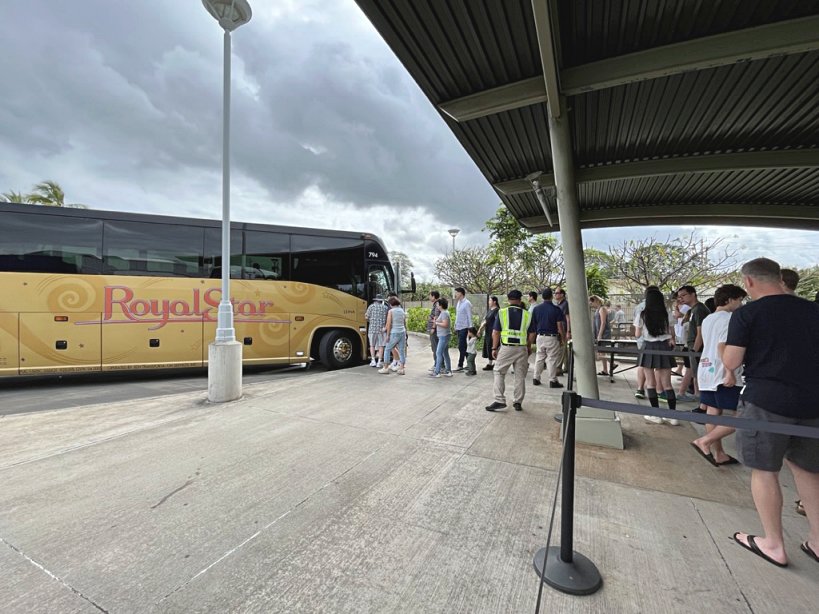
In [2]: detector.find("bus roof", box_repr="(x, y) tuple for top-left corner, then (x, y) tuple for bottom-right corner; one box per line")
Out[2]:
(0, 202), (389, 247)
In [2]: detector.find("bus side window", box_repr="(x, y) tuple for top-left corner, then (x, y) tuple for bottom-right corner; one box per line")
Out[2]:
(203, 227), (243, 279)
(0, 212), (102, 274)
(291, 235), (365, 295)
(104, 221), (204, 277)
(244, 230), (290, 280)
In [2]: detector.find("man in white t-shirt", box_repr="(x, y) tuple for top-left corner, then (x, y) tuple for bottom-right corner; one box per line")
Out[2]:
(672, 292), (690, 376)
(690, 284), (748, 466)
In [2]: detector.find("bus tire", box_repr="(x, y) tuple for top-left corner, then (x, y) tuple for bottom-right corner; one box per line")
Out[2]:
(318, 329), (357, 370)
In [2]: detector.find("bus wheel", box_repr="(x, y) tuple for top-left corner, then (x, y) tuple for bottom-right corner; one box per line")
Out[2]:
(319, 330), (356, 369)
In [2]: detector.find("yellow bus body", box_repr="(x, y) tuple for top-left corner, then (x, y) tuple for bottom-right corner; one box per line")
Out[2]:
(0, 272), (366, 376)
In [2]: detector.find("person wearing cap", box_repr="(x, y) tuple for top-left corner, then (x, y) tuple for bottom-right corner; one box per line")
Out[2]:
(365, 295), (389, 367)
(486, 290), (534, 412)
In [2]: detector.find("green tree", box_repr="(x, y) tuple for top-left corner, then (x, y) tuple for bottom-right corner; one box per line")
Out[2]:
(389, 250), (414, 290)
(483, 204), (565, 292)
(434, 246), (505, 295)
(26, 180), (86, 208)
(585, 265), (609, 298)
(1, 190), (29, 203)
(583, 248), (617, 277)
(792, 265), (819, 300)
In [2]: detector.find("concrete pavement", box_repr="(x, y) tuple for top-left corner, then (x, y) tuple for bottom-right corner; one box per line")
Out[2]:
(1, 335), (816, 613)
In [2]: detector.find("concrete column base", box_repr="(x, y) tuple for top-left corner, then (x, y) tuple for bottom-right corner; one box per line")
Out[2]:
(208, 341), (243, 403)
(576, 411), (624, 449)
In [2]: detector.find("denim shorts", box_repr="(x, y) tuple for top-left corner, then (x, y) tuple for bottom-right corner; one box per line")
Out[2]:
(735, 400), (819, 472)
(699, 385), (741, 411)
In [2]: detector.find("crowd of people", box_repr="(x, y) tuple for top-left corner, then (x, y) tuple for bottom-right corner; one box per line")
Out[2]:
(363, 257), (818, 568)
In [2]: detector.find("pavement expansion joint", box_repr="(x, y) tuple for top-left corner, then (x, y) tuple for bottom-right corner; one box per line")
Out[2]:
(1, 535), (109, 613)
(156, 439), (395, 605)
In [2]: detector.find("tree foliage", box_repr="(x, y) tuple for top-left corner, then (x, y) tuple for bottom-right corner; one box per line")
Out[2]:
(2, 180), (86, 208)
(389, 250), (414, 289)
(608, 233), (738, 294)
(434, 246), (505, 294)
(791, 265), (819, 301)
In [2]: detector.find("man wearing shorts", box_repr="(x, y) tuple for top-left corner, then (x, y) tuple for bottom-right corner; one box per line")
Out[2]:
(365, 295), (389, 367)
(690, 284), (747, 466)
(724, 258), (819, 567)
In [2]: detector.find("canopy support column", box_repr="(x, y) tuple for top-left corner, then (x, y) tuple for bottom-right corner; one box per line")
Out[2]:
(547, 97), (623, 449)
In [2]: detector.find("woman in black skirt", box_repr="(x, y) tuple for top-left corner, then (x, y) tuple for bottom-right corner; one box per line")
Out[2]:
(478, 295), (500, 370)
(635, 287), (678, 424)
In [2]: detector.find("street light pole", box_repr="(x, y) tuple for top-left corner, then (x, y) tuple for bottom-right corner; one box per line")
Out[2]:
(448, 228), (460, 252)
(216, 26), (233, 346)
(203, 0), (252, 403)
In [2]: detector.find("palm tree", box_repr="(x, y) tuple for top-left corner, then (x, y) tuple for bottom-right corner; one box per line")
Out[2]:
(26, 180), (86, 208)
(1, 190), (29, 203)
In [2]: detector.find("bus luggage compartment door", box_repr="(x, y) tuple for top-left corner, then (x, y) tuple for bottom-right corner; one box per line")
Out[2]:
(0, 313), (20, 376)
(102, 319), (204, 371)
(19, 312), (102, 375)
(204, 313), (290, 365)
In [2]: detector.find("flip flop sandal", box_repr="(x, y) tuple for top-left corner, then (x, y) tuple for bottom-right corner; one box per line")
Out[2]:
(690, 442), (719, 467)
(796, 500), (806, 516)
(733, 533), (788, 568)
(716, 456), (739, 466)
(801, 542), (819, 563)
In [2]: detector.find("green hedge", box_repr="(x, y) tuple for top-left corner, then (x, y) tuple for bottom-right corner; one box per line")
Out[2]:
(405, 307), (486, 350)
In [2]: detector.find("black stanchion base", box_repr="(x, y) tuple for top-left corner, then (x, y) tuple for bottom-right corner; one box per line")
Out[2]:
(533, 547), (603, 596)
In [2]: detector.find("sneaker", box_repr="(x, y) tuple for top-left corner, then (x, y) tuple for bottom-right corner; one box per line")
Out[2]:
(482, 364), (494, 371)
(428, 367), (436, 373)
(452, 366), (464, 372)
(662, 418), (680, 426)
(444, 371), (453, 377)
(378, 367), (391, 374)
(369, 359), (377, 367)
(390, 362), (400, 372)
(644, 415), (663, 424)
(376, 361), (384, 368)
(678, 393), (698, 402)
(397, 368), (405, 375)
(428, 372), (441, 378)
(532, 378), (541, 386)
(513, 403), (523, 411)
(657, 391), (669, 404)
(549, 380), (564, 388)
(634, 389), (646, 399)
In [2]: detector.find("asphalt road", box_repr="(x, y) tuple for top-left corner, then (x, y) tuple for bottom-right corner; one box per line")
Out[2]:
(0, 363), (327, 416)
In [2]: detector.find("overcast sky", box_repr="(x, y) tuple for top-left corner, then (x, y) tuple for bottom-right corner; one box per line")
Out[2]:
(1, 0), (815, 279)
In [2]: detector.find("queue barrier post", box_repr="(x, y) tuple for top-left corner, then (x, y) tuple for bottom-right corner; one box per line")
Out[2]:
(533, 389), (603, 595)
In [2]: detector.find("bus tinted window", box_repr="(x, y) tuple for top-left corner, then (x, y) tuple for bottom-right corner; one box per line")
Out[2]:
(203, 227), (243, 279)
(292, 235), (365, 296)
(104, 221), (203, 277)
(244, 231), (289, 280)
(0, 211), (103, 274)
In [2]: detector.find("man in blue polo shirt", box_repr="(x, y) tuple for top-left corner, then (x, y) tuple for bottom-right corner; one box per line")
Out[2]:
(529, 287), (566, 388)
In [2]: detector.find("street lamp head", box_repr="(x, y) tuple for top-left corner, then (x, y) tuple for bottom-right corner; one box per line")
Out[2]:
(202, 0), (252, 32)
(448, 228), (460, 238)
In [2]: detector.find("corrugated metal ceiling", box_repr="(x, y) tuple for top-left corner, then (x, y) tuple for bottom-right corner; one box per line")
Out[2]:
(355, 0), (819, 231)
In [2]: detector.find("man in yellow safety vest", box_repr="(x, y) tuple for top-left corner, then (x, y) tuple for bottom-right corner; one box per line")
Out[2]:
(486, 289), (534, 412)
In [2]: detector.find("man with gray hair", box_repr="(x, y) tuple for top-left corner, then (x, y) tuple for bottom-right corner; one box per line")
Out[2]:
(725, 257), (819, 567)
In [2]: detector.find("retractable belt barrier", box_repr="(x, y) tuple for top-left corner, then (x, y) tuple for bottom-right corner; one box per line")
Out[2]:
(533, 343), (819, 606)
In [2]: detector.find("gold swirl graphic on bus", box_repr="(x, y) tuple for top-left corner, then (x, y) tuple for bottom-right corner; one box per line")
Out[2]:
(42, 277), (98, 312)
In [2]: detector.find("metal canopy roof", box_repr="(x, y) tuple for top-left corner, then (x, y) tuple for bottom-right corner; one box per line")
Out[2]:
(354, 0), (819, 233)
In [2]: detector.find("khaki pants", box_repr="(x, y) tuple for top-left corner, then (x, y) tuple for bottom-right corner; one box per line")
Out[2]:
(559, 340), (569, 373)
(534, 335), (562, 382)
(493, 345), (529, 404)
